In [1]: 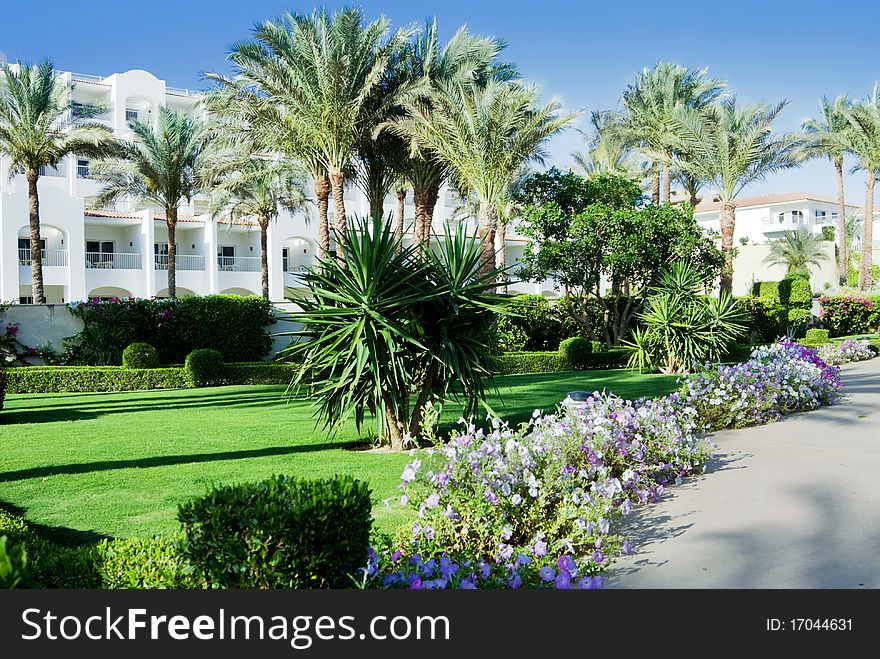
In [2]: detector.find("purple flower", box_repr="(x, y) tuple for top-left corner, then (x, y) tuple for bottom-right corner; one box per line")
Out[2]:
(622, 540), (633, 555)
(533, 540), (548, 557)
(391, 550), (402, 562)
(592, 550), (604, 564)
(424, 492), (440, 508)
(539, 566), (556, 582)
(508, 573), (523, 589)
(554, 572), (571, 589)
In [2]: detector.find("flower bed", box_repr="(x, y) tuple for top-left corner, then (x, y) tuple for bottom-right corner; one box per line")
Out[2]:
(365, 338), (844, 589)
(818, 339), (876, 366)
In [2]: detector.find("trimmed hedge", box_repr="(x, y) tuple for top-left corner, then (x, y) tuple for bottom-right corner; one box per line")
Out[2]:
(184, 349), (227, 387)
(752, 277), (811, 307)
(4, 366), (189, 394)
(178, 475), (373, 589)
(559, 337), (593, 370)
(3, 362), (298, 394)
(492, 347), (629, 375)
(804, 328), (830, 344)
(122, 342), (160, 369)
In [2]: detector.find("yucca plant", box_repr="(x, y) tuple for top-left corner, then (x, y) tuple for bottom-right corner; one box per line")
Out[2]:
(625, 261), (745, 374)
(283, 214), (505, 450)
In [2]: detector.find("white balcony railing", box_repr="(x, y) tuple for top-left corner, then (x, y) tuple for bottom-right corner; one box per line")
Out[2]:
(18, 249), (68, 267)
(154, 254), (205, 271)
(85, 252), (142, 270)
(284, 264), (311, 274)
(218, 256), (261, 272)
(166, 86), (199, 97)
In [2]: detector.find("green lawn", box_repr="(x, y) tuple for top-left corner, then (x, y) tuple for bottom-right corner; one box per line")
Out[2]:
(0, 369), (677, 544)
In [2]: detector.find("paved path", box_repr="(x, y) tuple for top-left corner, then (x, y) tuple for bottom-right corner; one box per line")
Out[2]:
(606, 358), (880, 588)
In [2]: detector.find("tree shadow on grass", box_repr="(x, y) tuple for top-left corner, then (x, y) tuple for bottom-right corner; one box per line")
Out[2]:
(0, 501), (112, 546)
(0, 441), (363, 484)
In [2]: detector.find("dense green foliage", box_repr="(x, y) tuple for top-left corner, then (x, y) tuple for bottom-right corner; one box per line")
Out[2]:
(558, 336), (593, 370)
(184, 349), (228, 387)
(625, 262), (746, 373)
(178, 475), (372, 589)
(804, 328), (831, 344)
(518, 171), (723, 347)
(65, 296), (275, 365)
(121, 342), (160, 369)
(741, 276), (814, 340)
(819, 295), (880, 336)
(287, 216), (503, 449)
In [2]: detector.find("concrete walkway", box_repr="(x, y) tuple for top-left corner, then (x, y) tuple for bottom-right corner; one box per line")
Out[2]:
(607, 358), (880, 588)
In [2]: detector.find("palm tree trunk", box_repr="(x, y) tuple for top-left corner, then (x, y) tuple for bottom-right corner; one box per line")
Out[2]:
(394, 188), (406, 252)
(25, 169), (46, 304)
(166, 209), (177, 299)
(651, 171), (660, 205)
(661, 160), (671, 205)
(496, 221), (508, 294)
(382, 392), (406, 451)
(329, 171), (347, 264)
(259, 215), (270, 300)
(369, 193), (384, 221)
(835, 156), (847, 286)
(719, 201), (736, 296)
(859, 173), (875, 290)
(478, 200), (497, 277)
(314, 175), (331, 260)
(413, 184), (439, 246)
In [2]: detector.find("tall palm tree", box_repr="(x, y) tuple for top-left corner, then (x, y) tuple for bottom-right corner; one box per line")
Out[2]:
(206, 157), (310, 299)
(393, 79), (576, 275)
(391, 19), (513, 247)
(621, 61), (726, 204)
(0, 60), (117, 303)
(670, 98), (805, 295)
(219, 9), (409, 262)
(93, 106), (206, 298)
(572, 110), (646, 181)
(201, 82), (332, 261)
(764, 227), (829, 275)
(673, 169), (704, 207)
(842, 85), (880, 290)
(803, 95), (852, 285)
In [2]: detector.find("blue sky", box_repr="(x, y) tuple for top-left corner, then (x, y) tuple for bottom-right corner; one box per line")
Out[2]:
(3, 0), (879, 201)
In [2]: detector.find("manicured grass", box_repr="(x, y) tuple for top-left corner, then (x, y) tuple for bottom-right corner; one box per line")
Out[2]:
(0, 369), (677, 543)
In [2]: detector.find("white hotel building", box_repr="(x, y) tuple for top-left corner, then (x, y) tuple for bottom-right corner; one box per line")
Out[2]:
(0, 68), (551, 305)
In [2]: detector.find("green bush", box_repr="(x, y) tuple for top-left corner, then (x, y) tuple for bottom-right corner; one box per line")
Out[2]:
(805, 328), (830, 344)
(585, 349), (630, 369)
(4, 366), (189, 394)
(0, 510), (100, 588)
(0, 536), (29, 588)
(737, 296), (787, 343)
(66, 295), (276, 366)
(723, 344), (756, 363)
(786, 308), (812, 337)
(0, 368), (6, 412)
(122, 342), (160, 369)
(819, 295), (880, 336)
(184, 349), (227, 387)
(491, 351), (566, 375)
(97, 536), (200, 589)
(178, 475), (373, 589)
(559, 336), (593, 370)
(786, 277), (812, 308)
(752, 281), (781, 304)
(225, 362), (296, 385)
(495, 295), (562, 351)
(821, 225), (836, 241)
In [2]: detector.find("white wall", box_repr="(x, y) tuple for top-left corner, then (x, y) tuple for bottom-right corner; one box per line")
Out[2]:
(731, 241), (839, 297)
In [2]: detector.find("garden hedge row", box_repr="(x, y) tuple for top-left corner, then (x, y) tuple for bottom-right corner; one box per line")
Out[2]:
(3, 362), (298, 394)
(492, 347), (629, 375)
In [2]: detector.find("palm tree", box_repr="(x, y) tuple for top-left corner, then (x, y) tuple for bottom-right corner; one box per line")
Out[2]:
(201, 82), (332, 261)
(207, 157), (310, 299)
(621, 62), (726, 204)
(764, 228), (829, 275)
(391, 19), (512, 246)
(673, 169), (704, 207)
(670, 98), (805, 295)
(842, 85), (880, 290)
(803, 95), (852, 285)
(93, 106), (206, 298)
(0, 60), (117, 303)
(393, 79), (576, 276)
(219, 9), (409, 262)
(572, 110), (646, 181)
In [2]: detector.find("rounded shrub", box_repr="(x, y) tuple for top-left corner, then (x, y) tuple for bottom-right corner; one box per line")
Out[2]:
(122, 342), (160, 369)
(559, 336), (593, 370)
(184, 349), (227, 387)
(177, 474), (373, 588)
(804, 328), (830, 344)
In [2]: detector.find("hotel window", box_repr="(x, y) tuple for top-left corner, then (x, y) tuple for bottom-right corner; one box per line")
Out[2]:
(18, 238), (46, 264)
(86, 240), (114, 267)
(792, 210), (804, 223)
(125, 109), (139, 123)
(218, 245), (236, 269)
(77, 159), (90, 178)
(815, 210), (827, 223)
(19, 296), (34, 304)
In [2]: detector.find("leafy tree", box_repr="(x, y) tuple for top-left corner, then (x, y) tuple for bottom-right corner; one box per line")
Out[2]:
(803, 95), (852, 284)
(0, 61), (117, 302)
(94, 107), (207, 299)
(519, 173), (724, 346)
(764, 227), (829, 276)
(625, 261), (745, 374)
(285, 216), (504, 451)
